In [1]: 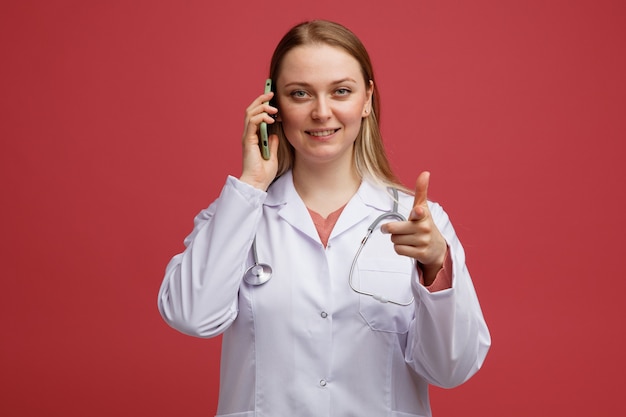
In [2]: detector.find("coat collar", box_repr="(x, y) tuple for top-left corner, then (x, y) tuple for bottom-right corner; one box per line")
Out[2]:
(264, 170), (396, 243)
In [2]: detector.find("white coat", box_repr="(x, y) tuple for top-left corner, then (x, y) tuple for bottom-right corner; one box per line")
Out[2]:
(158, 171), (490, 417)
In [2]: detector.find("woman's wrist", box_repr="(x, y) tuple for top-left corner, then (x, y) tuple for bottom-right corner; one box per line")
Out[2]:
(239, 174), (271, 191)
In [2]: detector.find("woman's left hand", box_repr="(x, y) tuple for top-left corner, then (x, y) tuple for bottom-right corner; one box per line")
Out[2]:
(381, 171), (448, 285)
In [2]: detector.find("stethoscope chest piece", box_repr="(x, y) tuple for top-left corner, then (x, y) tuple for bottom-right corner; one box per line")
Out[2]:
(243, 237), (273, 285)
(243, 262), (272, 286)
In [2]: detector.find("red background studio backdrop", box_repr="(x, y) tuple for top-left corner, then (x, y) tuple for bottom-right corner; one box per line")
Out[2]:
(2, 1), (625, 416)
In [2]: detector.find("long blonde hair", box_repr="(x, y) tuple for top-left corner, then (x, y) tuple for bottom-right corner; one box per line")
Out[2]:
(269, 20), (408, 192)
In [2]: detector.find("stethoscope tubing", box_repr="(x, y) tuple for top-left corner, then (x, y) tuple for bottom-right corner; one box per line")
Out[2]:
(347, 210), (415, 306)
(243, 188), (415, 306)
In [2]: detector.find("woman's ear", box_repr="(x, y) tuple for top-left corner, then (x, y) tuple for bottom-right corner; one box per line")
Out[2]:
(362, 80), (374, 117)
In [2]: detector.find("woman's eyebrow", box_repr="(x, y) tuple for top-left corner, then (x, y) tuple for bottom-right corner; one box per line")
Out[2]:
(283, 78), (358, 88)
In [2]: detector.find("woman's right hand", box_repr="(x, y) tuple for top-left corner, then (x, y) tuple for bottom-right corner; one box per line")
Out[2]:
(239, 92), (279, 191)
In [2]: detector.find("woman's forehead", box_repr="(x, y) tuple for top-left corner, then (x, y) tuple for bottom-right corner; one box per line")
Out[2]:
(277, 44), (364, 86)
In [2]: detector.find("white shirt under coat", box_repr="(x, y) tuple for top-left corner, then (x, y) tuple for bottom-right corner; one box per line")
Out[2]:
(158, 171), (490, 417)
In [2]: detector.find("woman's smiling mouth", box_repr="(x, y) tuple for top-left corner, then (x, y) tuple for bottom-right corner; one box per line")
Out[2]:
(306, 128), (340, 137)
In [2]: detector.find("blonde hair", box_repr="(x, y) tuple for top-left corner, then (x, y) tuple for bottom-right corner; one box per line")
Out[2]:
(269, 20), (408, 192)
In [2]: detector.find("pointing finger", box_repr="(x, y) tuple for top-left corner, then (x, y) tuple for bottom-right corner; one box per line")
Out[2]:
(410, 171), (430, 221)
(413, 171), (430, 206)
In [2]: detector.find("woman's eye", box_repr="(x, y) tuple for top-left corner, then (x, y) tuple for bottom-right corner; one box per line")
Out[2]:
(335, 88), (351, 96)
(290, 90), (308, 99)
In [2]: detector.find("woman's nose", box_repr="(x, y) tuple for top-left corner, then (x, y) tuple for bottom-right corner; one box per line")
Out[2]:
(311, 97), (332, 120)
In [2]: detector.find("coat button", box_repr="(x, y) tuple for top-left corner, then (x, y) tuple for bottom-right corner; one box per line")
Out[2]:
(320, 311), (328, 318)
(320, 379), (327, 387)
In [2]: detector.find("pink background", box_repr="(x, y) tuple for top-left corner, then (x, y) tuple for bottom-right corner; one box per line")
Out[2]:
(2, 1), (625, 415)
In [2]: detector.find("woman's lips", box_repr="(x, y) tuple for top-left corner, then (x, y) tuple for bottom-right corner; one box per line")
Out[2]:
(306, 128), (340, 138)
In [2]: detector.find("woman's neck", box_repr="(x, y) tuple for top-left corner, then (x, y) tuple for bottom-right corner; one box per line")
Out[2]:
(292, 159), (361, 218)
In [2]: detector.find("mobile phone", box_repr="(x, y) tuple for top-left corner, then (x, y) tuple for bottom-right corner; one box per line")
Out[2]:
(259, 78), (272, 160)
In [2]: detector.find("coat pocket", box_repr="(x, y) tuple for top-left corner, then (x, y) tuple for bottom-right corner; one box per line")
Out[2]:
(356, 258), (414, 333)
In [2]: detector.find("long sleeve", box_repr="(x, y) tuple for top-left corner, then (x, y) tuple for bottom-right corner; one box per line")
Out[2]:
(404, 202), (491, 388)
(157, 176), (266, 338)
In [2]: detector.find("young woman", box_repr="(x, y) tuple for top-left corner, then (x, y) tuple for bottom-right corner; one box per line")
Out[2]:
(158, 20), (490, 417)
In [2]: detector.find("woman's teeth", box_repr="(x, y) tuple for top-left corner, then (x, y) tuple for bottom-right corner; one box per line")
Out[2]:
(309, 129), (336, 137)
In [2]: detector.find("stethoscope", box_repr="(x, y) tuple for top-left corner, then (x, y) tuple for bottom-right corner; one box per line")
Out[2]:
(242, 188), (415, 306)
(243, 239), (273, 286)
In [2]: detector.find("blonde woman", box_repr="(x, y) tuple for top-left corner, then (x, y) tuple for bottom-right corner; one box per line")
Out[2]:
(159, 20), (490, 417)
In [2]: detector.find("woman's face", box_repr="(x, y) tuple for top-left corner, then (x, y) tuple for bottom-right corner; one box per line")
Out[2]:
(275, 44), (373, 167)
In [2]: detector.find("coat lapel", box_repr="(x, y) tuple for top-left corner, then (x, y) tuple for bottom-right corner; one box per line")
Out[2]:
(264, 171), (320, 244)
(265, 171), (396, 244)
(332, 178), (396, 238)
